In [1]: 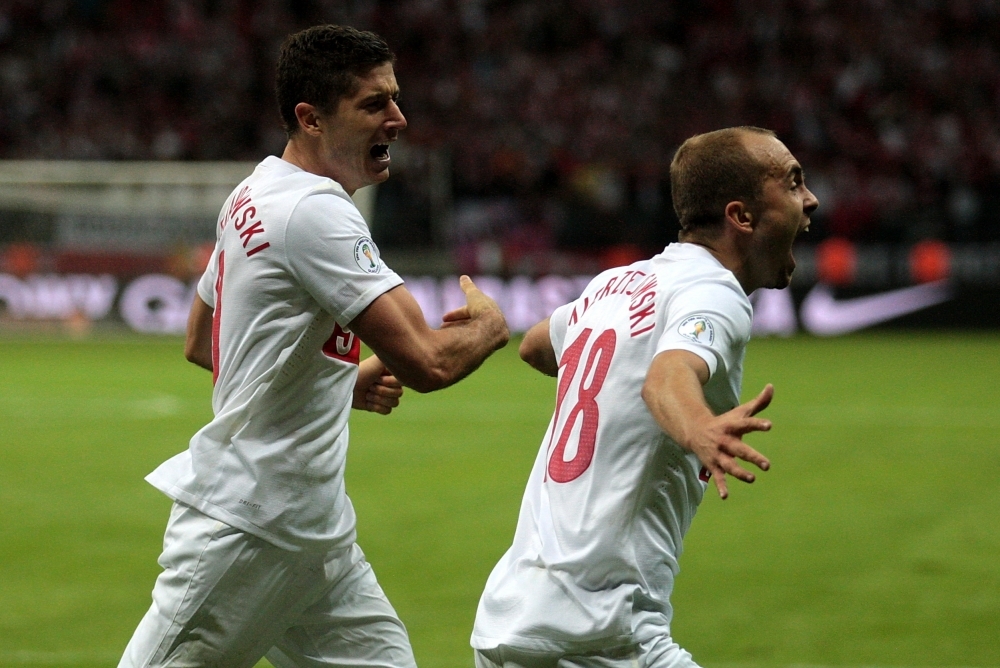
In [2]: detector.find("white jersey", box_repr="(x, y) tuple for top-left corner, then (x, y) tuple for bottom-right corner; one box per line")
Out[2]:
(147, 156), (403, 552)
(472, 243), (752, 653)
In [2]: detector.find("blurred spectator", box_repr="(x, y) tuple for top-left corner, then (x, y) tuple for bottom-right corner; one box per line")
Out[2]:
(1, 0), (999, 262)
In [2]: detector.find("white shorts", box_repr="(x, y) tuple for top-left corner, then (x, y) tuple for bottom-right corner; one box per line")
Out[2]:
(119, 502), (416, 668)
(473, 636), (699, 668)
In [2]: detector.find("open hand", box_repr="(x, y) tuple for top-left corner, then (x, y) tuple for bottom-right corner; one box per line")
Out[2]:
(690, 384), (774, 499)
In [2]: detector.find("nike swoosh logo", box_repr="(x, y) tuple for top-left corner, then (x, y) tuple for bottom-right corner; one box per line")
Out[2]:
(800, 281), (953, 336)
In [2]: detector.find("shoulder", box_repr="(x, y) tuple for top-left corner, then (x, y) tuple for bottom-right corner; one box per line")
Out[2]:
(248, 159), (358, 219)
(654, 245), (749, 308)
(284, 180), (369, 238)
(294, 184), (362, 217)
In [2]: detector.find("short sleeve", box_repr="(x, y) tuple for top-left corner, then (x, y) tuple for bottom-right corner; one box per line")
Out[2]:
(654, 279), (751, 380)
(197, 243), (220, 308)
(284, 192), (404, 326)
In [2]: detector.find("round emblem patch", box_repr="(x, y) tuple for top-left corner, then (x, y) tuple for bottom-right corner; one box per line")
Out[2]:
(354, 237), (381, 274)
(678, 315), (715, 344)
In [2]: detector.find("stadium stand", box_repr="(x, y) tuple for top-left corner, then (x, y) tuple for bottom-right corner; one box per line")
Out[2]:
(0, 0), (998, 264)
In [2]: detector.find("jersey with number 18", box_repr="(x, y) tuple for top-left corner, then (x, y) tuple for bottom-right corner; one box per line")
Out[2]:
(472, 242), (753, 653)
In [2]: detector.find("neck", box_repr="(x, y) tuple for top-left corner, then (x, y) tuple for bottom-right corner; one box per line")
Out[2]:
(280, 138), (355, 196)
(681, 234), (755, 294)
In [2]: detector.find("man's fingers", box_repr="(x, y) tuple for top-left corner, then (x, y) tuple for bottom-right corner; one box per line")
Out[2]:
(724, 438), (770, 471)
(704, 441), (771, 499)
(366, 390), (400, 412)
(367, 385), (399, 400)
(442, 306), (471, 323)
(369, 383), (403, 399)
(376, 372), (403, 389)
(711, 459), (758, 499)
(367, 396), (400, 409)
(735, 416), (772, 435)
(720, 458), (756, 483)
(712, 470), (729, 500)
(740, 383), (774, 417)
(459, 274), (478, 295)
(366, 401), (393, 415)
(361, 372), (404, 415)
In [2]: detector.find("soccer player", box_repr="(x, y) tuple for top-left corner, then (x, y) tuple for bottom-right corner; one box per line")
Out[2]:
(119, 25), (508, 668)
(471, 127), (818, 668)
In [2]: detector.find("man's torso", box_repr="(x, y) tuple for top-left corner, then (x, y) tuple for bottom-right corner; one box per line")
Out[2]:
(146, 156), (403, 551)
(473, 243), (752, 652)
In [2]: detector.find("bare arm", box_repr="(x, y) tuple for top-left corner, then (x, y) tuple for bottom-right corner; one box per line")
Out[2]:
(348, 275), (509, 393)
(185, 295), (213, 371)
(519, 317), (557, 377)
(641, 349), (773, 499)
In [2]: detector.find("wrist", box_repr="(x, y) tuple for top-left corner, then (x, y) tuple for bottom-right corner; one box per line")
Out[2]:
(490, 312), (510, 348)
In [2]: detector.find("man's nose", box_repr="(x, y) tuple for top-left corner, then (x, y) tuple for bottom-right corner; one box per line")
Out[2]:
(804, 187), (819, 215)
(387, 101), (407, 130)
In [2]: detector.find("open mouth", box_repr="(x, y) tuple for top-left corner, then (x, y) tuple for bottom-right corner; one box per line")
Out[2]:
(369, 144), (390, 161)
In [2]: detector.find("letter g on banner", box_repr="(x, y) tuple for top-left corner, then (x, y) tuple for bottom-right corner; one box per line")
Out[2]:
(120, 274), (195, 334)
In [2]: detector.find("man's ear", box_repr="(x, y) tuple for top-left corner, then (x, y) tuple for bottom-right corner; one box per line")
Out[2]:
(294, 102), (322, 137)
(723, 200), (754, 234)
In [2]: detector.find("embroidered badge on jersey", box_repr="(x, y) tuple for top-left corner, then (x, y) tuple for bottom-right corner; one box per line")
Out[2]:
(678, 315), (715, 344)
(354, 237), (381, 274)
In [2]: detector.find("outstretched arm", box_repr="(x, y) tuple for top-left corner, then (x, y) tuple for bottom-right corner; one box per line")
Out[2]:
(519, 317), (557, 377)
(348, 275), (509, 393)
(641, 349), (773, 499)
(185, 295), (213, 372)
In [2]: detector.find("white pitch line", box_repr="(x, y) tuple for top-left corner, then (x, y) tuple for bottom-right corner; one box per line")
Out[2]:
(0, 393), (190, 419)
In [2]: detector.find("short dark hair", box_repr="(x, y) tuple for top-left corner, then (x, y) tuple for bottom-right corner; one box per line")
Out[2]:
(669, 126), (776, 232)
(276, 25), (395, 137)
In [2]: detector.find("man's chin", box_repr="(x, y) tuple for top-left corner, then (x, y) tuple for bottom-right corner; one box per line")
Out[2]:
(368, 166), (391, 185)
(769, 270), (793, 290)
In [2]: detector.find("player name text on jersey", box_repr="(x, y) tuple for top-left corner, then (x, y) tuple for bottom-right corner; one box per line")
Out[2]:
(222, 185), (271, 258)
(568, 269), (658, 338)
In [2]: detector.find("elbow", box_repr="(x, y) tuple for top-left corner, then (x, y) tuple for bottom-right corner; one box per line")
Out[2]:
(396, 360), (452, 394)
(519, 338), (557, 377)
(407, 369), (450, 394)
(640, 380), (654, 410)
(184, 341), (212, 371)
(519, 338), (545, 369)
(518, 337), (532, 364)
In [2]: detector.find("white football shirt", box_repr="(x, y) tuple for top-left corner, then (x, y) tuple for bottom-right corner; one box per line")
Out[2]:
(147, 156), (403, 552)
(472, 243), (752, 653)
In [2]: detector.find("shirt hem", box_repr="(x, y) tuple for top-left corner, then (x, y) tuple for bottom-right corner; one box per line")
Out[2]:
(654, 341), (721, 378)
(337, 274), (405, 327)
(146, 475), (356, 554)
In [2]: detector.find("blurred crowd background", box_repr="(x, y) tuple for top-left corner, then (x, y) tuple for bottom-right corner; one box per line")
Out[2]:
(1, 0), (999, 273)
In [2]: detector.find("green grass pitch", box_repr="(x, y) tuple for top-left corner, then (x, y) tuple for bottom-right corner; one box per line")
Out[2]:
(0, 332), (998, 668)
